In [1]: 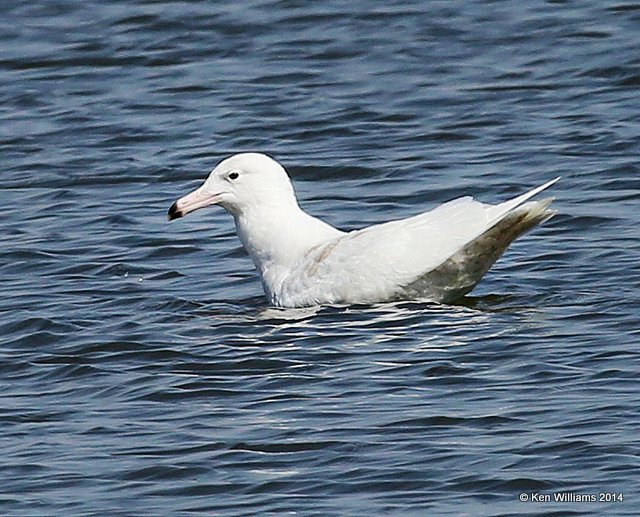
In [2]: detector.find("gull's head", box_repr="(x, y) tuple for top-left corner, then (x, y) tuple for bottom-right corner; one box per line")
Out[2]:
(168, 153), (297, 220)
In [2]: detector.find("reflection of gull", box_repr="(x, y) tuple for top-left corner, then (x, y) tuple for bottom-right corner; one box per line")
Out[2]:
(257, 306), (321, 322)
(169, 153), (558, 308)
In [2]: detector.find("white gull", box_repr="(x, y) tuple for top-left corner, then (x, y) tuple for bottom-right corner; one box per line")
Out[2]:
(168, 153), (558, 308)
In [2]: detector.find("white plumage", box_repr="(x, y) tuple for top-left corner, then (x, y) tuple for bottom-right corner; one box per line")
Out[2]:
(168, 153), (558, 307)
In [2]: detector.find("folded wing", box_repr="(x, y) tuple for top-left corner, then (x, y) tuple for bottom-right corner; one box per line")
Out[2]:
(282, 178), (559, 305)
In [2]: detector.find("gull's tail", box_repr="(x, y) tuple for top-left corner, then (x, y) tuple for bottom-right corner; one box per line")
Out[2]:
(403, 180), (559, 303)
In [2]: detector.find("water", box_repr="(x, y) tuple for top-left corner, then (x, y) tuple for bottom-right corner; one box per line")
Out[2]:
(2, 1), (639, 515)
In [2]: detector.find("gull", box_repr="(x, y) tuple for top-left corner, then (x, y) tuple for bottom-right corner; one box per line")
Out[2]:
(168, 153), (558, 307)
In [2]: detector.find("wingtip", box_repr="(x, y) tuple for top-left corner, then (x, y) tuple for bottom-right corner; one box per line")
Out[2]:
(517, 176), (561, 204)
(541, 176), (561, 190)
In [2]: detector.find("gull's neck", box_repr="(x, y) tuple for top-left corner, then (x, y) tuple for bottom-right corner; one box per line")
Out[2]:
(233, 201), (343, 294)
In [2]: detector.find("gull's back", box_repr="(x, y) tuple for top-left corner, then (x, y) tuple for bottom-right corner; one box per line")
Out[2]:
(273, 179), (558, 307)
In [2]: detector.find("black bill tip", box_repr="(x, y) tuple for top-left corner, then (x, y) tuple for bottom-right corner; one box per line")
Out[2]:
(167, 201), (183, 221)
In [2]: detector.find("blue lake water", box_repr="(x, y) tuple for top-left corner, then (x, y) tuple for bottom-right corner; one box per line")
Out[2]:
(1, 1), (639, 515)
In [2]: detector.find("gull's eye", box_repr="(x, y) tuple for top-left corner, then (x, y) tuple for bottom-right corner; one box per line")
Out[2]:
(228, 172), (239, 181)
